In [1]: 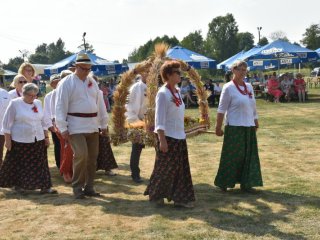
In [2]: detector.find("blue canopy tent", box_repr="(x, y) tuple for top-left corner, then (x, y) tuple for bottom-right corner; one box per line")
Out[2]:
(245, 40), (319, 70)
(167, 46), (217, 69)
(217, 50), (245, 70)
(316, 48), (320, 58)
(44, 51), (126, 76)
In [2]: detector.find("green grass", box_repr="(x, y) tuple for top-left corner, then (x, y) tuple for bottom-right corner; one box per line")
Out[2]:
(0, 88), (320, 240)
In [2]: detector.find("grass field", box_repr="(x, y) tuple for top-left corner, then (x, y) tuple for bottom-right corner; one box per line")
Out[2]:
(0, 88), (319, 240)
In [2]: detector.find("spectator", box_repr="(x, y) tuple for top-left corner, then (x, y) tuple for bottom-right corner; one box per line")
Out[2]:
(293, 73), (306, 103)
(280, 73), (293, 102)
(267, 72), (283, 103)
(180, 79), (196, 106)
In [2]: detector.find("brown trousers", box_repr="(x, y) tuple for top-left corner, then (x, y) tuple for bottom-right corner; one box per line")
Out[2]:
(69, 132), (99, 191)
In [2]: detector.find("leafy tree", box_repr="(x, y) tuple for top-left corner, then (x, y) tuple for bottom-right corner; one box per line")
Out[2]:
(180, 30), (205, 54)
(128, 35), (179, 62)
(237, 32), (254, 51)
(77, 42), (95, 53)
(3, 57), (24, 72)
(206, 13), (239, 62)
(269, 31), (289, 42)
(258, 37), (269, 46)
(29, 39), (73, 64)
(301, 24), (320, 49)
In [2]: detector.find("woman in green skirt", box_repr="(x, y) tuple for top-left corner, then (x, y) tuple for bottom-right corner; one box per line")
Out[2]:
(214, 60), (263, 192)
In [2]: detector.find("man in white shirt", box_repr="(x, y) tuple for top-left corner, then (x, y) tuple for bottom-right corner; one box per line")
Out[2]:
(55, 53), (108, 199)
(125, 74), (148, 183)
(44, 74), (60, 169)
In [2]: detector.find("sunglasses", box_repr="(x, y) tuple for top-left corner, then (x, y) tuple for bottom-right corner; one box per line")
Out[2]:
(78, 66), (91, 72)
(19, 81), (28, 84)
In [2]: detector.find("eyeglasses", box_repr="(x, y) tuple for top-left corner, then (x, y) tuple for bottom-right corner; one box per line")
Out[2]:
(24, 69), (34, 72)
(78, 66), (91, 72)
(25, 93), (37, 98)
(19, 81), (28, 84)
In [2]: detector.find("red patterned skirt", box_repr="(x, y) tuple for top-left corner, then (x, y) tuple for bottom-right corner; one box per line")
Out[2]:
(96, 135), (118, 171)
(144, 136), (195, 203)
(0, 140), (52, 190)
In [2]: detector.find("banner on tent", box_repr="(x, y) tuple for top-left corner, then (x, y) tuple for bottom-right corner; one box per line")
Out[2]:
(252, 60), (263, 66)
(200, 61), (209, 69)
(280, 58), (292, 64)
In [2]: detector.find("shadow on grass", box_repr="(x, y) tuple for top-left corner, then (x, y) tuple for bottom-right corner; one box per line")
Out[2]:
(1, 181), (319, 239)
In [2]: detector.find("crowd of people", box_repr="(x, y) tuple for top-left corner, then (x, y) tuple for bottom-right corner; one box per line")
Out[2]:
(0, 55), (264, 209)
(238, 71), (307, 103)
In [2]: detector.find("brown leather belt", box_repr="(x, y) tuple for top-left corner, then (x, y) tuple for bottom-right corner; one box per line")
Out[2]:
(68, 112), (98, 118)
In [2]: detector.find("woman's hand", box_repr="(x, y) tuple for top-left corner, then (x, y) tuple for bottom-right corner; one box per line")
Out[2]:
(159, 138), (168, 153)
(215, 127), (224, 136)
(44, 138), (50, 147)
(5, 139), (12, 151)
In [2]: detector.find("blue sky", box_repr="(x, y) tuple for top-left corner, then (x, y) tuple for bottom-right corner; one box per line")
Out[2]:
(0, 0), (319, 64)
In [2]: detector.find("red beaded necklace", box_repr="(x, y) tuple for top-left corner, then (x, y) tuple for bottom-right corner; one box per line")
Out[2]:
(166, 84), (182, 107)
(233, 80), (252, 98)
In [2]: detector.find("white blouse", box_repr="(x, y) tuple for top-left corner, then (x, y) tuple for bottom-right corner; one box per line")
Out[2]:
(125, 80), (147, 123)
(154, 85), (186, 140)
(8, 89), (21, 99)
(0, 88), (10, 135)
(217, 81), (258, 127)
(43, 91), (54, 128)
(55, 73), (108, 134)
(2, 98), (49, 143)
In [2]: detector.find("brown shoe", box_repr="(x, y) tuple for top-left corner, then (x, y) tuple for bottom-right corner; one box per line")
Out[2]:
(73, 188), (86, 199)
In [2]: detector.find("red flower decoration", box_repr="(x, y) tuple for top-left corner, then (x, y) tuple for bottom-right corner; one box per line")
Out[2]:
(32, 105), (38, 113)
(88, 81), (93, 88)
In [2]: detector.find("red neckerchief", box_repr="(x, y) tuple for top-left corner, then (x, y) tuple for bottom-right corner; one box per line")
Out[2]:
(166, 84), (182, 107)
(16, 89), (21, 97)
(233, 80), (252, 98)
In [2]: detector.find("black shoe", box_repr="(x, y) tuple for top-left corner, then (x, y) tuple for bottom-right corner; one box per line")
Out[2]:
(83, 189), (101, 197)
(73, 188), (86, 199)
(132, 177), (143, 183)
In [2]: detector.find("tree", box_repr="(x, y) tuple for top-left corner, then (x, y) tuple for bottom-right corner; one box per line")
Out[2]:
(28, 39), (73, 64)
(3, 57), (24, 72)
(269, 31), (289, 42)
(237, 32), (254, 51)
(206, 13), (239, 62)
(258, 37), (269, 46)
(128, 35), (179, 62)
(77, 42), (95, 53)
(180, 30), (205, 54)
(301, 24), (320, 50)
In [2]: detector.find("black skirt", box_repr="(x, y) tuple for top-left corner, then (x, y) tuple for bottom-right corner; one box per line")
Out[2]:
(0, 140), (52, 190)
(96, 135), (118, 171)
(144, 136), (195, 203)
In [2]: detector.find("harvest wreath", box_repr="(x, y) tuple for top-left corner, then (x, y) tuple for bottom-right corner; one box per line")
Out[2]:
(110, 43), (210, 146)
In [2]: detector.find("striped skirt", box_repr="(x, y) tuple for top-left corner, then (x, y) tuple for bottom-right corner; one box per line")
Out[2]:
(214, 126), (263, 189)
(144, 136), (195, 203)
(0, 140), (52, 190)
(96, 135), (118, 171)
